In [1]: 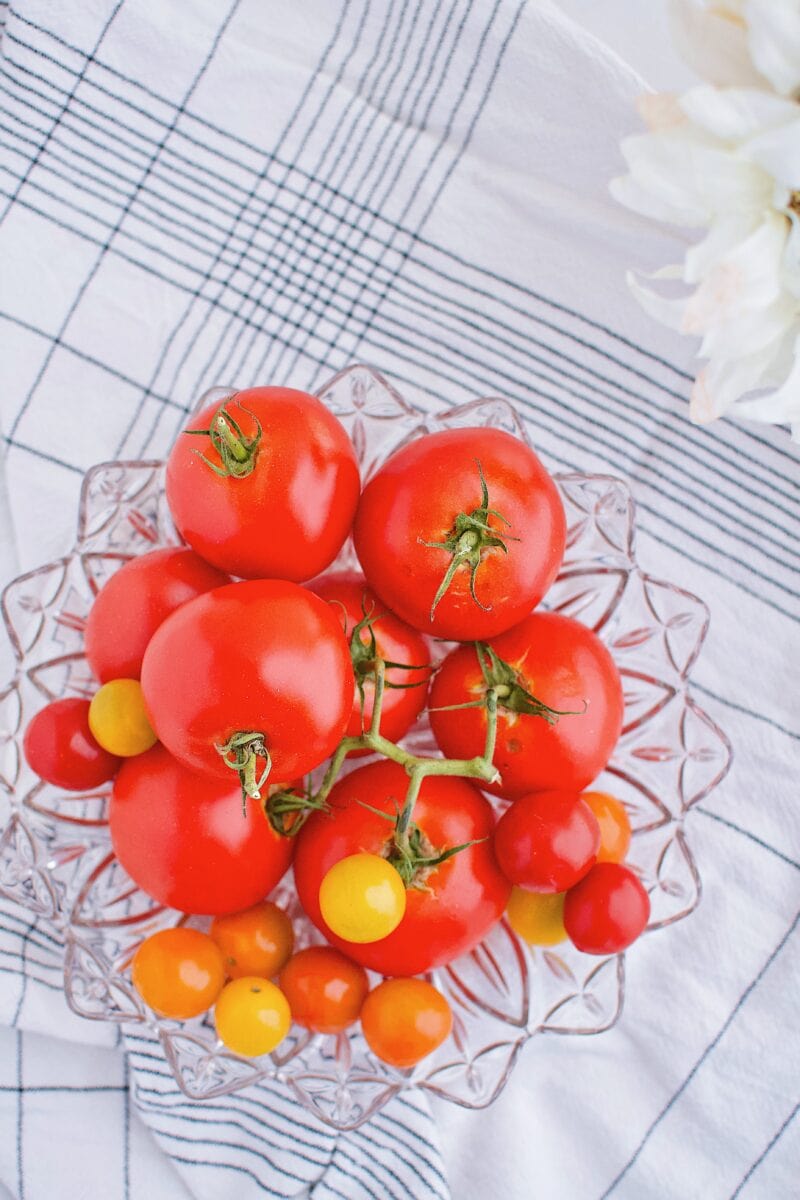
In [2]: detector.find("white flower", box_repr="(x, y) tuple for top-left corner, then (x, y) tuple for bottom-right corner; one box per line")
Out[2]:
(670, 0), (800, 95)
(612, 6), (800, 440)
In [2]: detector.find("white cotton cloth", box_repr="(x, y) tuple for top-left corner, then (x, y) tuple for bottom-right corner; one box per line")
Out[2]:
(0, 1), (798, 1198)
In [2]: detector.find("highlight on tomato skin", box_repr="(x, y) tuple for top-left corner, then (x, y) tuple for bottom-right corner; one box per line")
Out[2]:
(165, 387), (361, 582)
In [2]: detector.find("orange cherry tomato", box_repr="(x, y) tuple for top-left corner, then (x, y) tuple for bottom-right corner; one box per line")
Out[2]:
(279, 946), (369, 1034)
(582, 791), (631, 863)
(360, 978), (452, 1068)
(210, 901), (294, 980)
(132, 928), (225, 1018)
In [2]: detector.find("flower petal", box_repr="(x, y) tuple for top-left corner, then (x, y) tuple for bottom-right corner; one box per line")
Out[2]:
(679, 84), (798, 140)
(669, 0), (762, 87)
(746, 0), (800, 97)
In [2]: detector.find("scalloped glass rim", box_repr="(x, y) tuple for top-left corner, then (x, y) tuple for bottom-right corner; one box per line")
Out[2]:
(0, 365), (733, 1130)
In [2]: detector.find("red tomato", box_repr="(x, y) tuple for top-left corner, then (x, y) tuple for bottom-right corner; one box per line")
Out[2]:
(430, 611), (624, 799)
(309, 571), (431, 746)
(85, 548), (228, 682)
(166, 388), (360, 580)
(140, 580), (353, 785)
(293, 760), (510, 975)
(563, 862), (650, 955)
(494, 791), (600, 892)
(23, 699), (120, 791)
(353, 427), (565, 640)
(109, 745), (292, 915)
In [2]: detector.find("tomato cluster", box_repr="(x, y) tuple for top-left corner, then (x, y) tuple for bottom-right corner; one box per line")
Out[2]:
(23, 385), (650, 1070)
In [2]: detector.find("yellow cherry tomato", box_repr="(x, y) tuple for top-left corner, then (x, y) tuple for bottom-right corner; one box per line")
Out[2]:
(214, 976), (291, 1057)
(319, 852), (406, 943)
(89, 679), (157, 757)
(582, 791), (632, 864)
(506, 886), (567, 946)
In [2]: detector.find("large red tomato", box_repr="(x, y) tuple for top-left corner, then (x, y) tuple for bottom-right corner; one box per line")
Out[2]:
(140, 580), (353, 787)
(165, 388), (360, 580)
(353, 427), (565, 640)
(109, 746), (292, 915)
(309, 571), (431, 746)
(293, 760), (510, 975)
(85, 548), (228, 682)
(429, 611), (624, 798)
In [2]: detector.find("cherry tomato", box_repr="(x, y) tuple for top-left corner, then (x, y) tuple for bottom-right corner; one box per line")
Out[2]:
(110, 746), (292, 915)
(353, 427), (565, 640)
(279, 946), (368, 1033)
(210, 901), (294, 979)
(23, 698), (120, 790)
(506, 887), (567, 946)
(319, 853), (407, 943)
(361, 978), (452, 1068)
(493, 791), (600, 892)
(563, 862), (650, 955)
(582, 791), (632, 863)
(141, 580), (353, 785)
(214, 976), (291, 1056)
(309, 571), (431, 745)
(132, 927), (225, 1018)
(85, 548), (228, 683)
(294, 761), (510, 975)
(166, 388), (360, 581)
(430, 611), (624, 799)
(88, 679), (157, 757)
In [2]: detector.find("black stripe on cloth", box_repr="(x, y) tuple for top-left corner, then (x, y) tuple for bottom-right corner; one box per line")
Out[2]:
(692, 680), (799, 742)
(0, 0), (124, 225)
(730, 1103), (800, 1199)
(597, 909), (800, 1197)
(16, 1030), (23, 1200)
(6, 0), (244, 441)
(696, 808), (800, 872)
(112, 0), (358, 454)
(0, 1083), (125, 1093)
(3, 25), (796, 507)
(353, 1120), (449, 1195)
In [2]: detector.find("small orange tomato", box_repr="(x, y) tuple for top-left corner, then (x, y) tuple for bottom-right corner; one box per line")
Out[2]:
(132, 927), (225, 1018)
(279, 946), (368, 1034)
(210, 901), (294, 980)
(582, 791), (632, 863)
(361, 978), (452, 1068)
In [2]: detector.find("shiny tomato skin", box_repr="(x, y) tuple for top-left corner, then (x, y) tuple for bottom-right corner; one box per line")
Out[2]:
(166, 388), (360, 581)
(279, 946), (368, 1034)
(109, 745), (292, 915)
(430, 611), (624, 799)
(353, 427), (565, 640)
(140, 580), (353, 782)
(563, 863), (650, 955)
(309, 571), (431, 746)
(85, 548), (228, 683)
(493, 791), (600, 892)
(293, 760), (510, 975)
(23, 698), (120, 791)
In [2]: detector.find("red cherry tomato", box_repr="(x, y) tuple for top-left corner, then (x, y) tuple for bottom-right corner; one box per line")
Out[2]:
(85, 547), (228, 682)
(166, 388), (360, 581)
(563, 862), (650, 955)
(293, 760), (510, 975)
(353, 427), (565, 640)
(279, 946), (369, 1034)
(23, 699), (120, 791)
(494, 791), (600, 892)
(109, 745), (292, 915)
(309, 571), (431, 747)
(140, 580), (353, 785)
(430, 611), (624, 799)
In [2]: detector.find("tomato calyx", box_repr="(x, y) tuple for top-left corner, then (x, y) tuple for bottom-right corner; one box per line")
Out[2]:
(184, 399), (262, 479)
(263, 783), (330, 838)
(420, 460), (519, 620)
(346, 600), (431, 727)
(361, 799), (486, 889)
(476, 643), (586, 724)
(215, 730), (272, 812)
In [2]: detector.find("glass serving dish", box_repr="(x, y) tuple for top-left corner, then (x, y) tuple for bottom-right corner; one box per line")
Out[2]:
(0, 365), (732, 1130)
